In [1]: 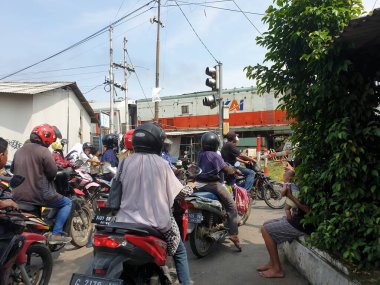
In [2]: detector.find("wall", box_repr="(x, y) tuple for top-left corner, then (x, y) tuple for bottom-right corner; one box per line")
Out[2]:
(0, 94), (33, 158)
(0, 88), (92, 159)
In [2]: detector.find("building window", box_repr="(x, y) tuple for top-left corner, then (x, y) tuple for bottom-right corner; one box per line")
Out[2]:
(181, 105), (189, 114)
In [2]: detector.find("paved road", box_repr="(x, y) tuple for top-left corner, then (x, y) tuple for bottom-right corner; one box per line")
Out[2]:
(51, 200), (308, 285)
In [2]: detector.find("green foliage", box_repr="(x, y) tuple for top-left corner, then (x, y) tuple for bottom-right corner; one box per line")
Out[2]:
(246, 0), (380, 270)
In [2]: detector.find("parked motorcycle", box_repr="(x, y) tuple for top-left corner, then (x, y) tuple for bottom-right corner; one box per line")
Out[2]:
(182, 165), (252, 258)
(0, 175), (53, 285)
(235, 162), (285, 209)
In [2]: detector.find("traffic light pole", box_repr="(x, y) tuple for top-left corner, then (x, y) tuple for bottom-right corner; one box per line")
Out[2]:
(217, 62), (223, 137)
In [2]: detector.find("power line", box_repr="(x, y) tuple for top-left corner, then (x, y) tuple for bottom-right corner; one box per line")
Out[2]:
(126, 52), (155, 117)
(0, 0), (156, 81)
(373, 0), (378, 10)
(83, 83), (104, 94)
(232, 0), (262, 35)
(114, 0), (127, 20)
(173, 0), (219, 63)
(164, 1), (264, 15)
(1, 64), (108, 77)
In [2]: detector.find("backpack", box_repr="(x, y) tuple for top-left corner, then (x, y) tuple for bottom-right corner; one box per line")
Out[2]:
(233, 184), (250, 215)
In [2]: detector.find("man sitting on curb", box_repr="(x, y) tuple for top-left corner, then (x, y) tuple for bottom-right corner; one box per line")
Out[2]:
(258, 164), (313, 278)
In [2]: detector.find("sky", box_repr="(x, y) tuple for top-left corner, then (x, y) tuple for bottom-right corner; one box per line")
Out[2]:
(0, 0), (377, 103)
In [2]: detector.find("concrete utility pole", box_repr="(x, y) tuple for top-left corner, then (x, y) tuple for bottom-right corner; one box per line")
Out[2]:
(154, 0), (161, 122)
(123, 37), (129, 131)
(109, 25), (115, 133)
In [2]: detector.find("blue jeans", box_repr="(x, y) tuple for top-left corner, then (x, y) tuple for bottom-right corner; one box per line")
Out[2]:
(173, 240), (190, 285)
(237, 166), (255, 192)
(46, 197), (72, 235)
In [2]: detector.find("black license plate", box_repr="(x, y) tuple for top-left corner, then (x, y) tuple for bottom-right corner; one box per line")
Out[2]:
(187, 212), (203, 223)
(92, 214), (114, 225)
(70, 273), (123, 285)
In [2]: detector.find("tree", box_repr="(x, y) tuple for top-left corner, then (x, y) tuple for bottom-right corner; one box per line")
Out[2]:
(246, 0), (380, 270)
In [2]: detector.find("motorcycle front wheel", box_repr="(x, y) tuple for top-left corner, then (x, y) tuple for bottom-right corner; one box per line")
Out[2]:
(24, 243), (53, 285)
(67, 204), (92, 248)
(189, 224), (213, 258)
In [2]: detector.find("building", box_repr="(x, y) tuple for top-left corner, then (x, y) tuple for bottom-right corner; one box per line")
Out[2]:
(137, 87), (292, 162)
(0, 82), (97, 158)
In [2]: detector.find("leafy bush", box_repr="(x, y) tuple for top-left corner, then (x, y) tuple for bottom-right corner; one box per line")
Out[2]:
(245, 0), (380, 269)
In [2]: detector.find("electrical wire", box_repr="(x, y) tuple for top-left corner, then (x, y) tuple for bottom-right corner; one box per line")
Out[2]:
(232, 0), (262, 35)
(0, 0), (156, 81)
(163, 2), (264, 15)
(83, 83), (105, 94)
(172, 0), (219, 63)
(126, 52), (155, 117)
(0, 64), (108, 77)
(114, 0), (127, 20)
(372, 0), (378, 10)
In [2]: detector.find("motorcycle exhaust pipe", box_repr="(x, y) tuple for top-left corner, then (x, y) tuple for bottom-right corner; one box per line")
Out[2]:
(210, 230), (227, 242)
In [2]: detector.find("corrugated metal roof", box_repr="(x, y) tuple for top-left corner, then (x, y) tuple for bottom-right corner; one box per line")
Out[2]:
(335, 8), (380, 50)
(0, 81), (97, 123)
(0, 81), (74, 95)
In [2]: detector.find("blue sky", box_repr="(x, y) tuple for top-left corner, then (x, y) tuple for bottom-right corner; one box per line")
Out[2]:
(0, 0), (377, 102)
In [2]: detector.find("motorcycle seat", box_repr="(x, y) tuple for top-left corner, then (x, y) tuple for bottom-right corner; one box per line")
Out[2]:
(192, 192), (218, 201)
(18, 202), (41, 213)
(106, 222), (164, 239)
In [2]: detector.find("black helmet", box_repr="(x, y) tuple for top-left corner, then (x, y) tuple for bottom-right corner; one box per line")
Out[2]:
(201, 132), (220, 152)
(132, 123), (165, 155)
(82, 142), (93, 152)
(102, 133), (118, 149)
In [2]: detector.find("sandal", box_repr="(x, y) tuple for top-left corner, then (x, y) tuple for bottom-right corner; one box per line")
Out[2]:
(228, 235), (242, 252)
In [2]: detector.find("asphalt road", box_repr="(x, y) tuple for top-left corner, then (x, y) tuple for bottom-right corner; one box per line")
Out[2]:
(50, 200), (308, 285)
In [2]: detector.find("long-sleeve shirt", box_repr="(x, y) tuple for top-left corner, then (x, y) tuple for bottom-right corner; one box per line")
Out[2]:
(101, 149), (119, 167)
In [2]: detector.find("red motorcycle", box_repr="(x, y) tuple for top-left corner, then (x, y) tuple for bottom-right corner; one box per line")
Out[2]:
(0, 176), (53, 285)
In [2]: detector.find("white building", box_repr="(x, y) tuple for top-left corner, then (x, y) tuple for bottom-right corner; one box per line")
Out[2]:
(0, 82), (97, 158)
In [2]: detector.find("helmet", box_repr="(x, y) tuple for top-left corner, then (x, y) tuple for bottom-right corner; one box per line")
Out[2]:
(201, 132), (220, 152)
(102, 134), (118, 149)
(82, 142), (93, 152)
(30, 124), (59, 147)
(51, 139), (63, 151)
(124, 129), (135, 150)
(132, 123), (165, 155)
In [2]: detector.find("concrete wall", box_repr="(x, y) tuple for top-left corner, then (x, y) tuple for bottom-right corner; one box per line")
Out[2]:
(0, 88), (92, 159)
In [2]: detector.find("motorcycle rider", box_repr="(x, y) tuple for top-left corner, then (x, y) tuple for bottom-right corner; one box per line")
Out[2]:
(115, 123), (191, 285)
(51, 138), (73, 169)
(11, 124), (72, 244)
(118, 129), (135, 162)
(67, 142), (98, 165)
(101, 134), (119, 181)
(0, 137), (18, 210)
(221, 131), (256, 192)
(162, 138), (185, 181)
(196, 132), (242, 251)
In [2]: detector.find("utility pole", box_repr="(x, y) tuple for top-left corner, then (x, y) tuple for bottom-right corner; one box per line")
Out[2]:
(123, 37), (129, 131)
(109, 25), (115, 133)
(154, 0), (161, 122)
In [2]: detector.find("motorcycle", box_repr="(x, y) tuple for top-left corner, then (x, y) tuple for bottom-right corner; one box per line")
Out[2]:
(70, 209), (170, 285)
(234, 162), (285, 209)
(182, 165), (252, 258)
(0, 175), (53, 285)
(17, 163), (93, 249)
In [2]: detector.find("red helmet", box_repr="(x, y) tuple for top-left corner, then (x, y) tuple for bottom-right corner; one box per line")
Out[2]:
(124, 129), (135, 150)
(30, 124), (59, 147)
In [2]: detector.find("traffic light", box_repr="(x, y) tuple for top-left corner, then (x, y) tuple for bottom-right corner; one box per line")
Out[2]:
(202, 95), (217, 109)
(205, 66), (219, 91)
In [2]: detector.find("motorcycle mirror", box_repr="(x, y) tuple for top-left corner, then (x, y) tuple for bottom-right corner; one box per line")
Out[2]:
(9, 175), (25, 188)
(186, 164), (202, 178)
(234, 161), (241, 167)
(73, 160), (84, 168)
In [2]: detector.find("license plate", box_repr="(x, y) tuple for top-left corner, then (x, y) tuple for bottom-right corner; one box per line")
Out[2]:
(187, 212), (203, 223)
(70, 273), (123, 285)
(92, 214), (114, 225)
